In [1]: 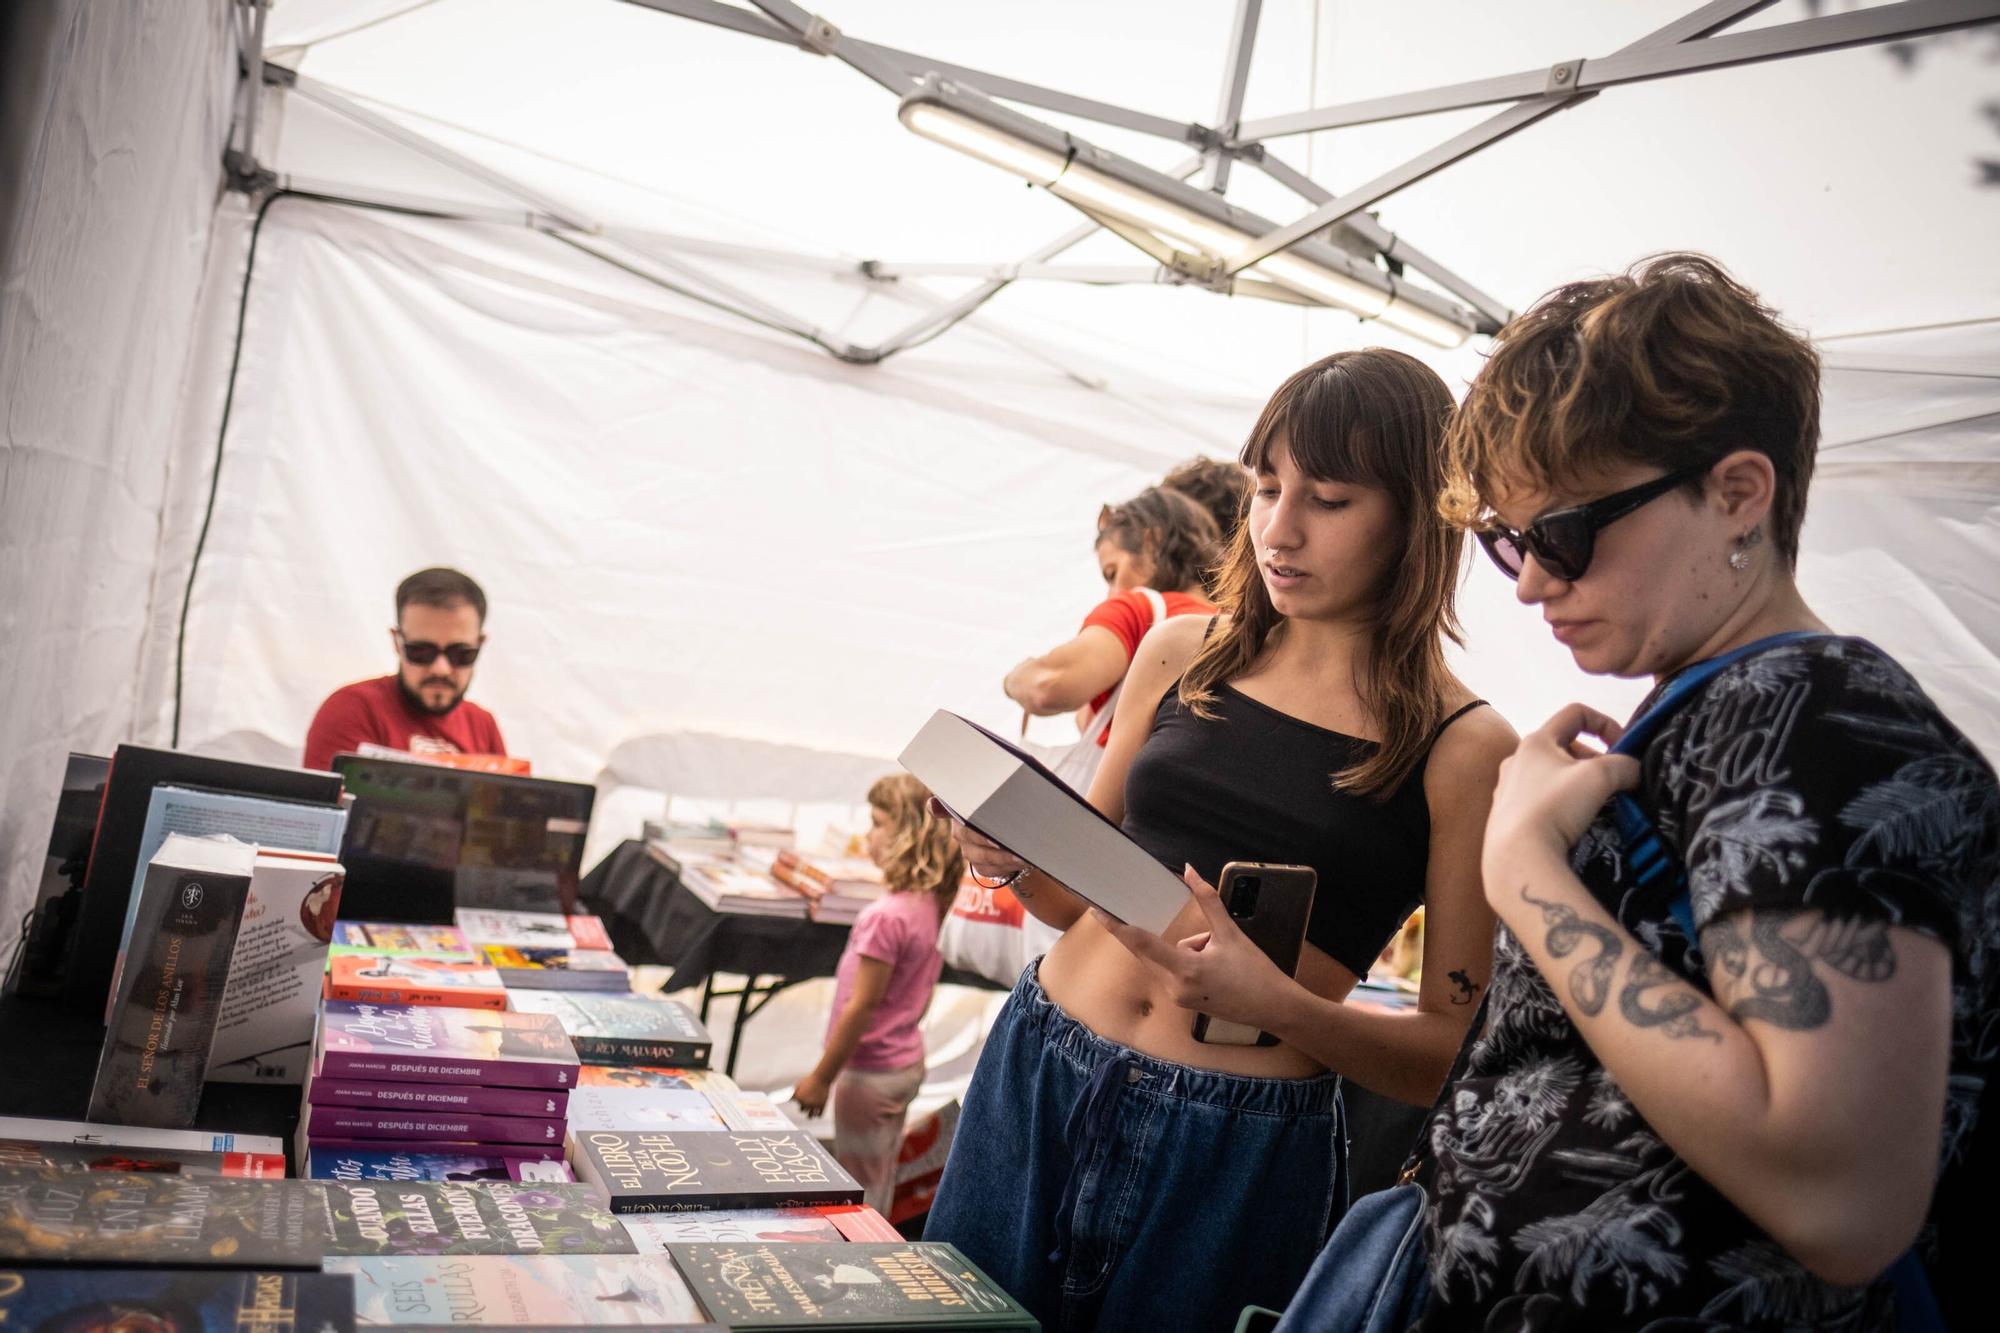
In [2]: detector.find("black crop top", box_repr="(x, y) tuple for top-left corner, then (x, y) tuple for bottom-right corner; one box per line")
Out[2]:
(1120, 680), (1480, 978)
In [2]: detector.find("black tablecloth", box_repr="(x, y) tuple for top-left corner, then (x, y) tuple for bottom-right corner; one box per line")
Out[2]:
(579, 839), (1001, 994)
(0, 993), (300, 1160)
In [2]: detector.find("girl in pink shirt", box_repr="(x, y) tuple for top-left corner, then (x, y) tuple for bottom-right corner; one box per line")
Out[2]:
(792, 774), (965, 1213)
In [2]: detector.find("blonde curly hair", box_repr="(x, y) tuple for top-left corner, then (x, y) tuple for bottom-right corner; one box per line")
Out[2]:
(866, 774), (965, 918)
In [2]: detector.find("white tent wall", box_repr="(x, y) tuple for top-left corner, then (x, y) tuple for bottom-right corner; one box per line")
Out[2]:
(3, 0), (1998, 958)
(0, 1), (237, 954)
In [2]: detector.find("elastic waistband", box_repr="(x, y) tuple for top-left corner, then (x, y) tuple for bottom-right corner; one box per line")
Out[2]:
(1008, 961), (1341, 1117)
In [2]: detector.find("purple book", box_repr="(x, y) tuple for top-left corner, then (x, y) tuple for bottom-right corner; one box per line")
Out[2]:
(306, 1136), (566, 1163)
(305, 1106), (567, 1146)
(310, 1077), (568, 1119)
(314, 1000), (579, 1088)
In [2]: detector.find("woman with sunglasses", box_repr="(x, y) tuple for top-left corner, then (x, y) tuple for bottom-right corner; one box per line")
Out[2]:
(303, 566), (504, 770)
(923, 349), (1518, 1333)
(1411, 254), (1996, 1331)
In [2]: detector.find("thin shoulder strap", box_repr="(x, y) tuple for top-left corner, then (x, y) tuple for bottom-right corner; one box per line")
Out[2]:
(1431, 699), (1488, 743)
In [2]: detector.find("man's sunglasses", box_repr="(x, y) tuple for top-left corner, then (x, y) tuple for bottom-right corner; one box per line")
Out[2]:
(1476, 466), (1708, 583)
(394, 630), (481, 669)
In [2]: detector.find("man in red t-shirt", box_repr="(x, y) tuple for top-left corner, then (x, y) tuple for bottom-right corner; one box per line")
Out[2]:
(303, 567), (507, 770)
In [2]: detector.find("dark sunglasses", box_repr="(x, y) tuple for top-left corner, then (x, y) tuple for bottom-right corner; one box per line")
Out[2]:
(394, 630), (481, 669)
(1476, 466), (1708, 583)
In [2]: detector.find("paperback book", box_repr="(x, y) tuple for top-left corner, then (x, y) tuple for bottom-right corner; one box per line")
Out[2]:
(0, 1116), (284, 1159)
(665, 1242), (1037, 1329)
(326, 955), (507, 1010)
(480, 945), (631, 993)
(570, 1131), (863, 1214)
(320, 1180), (635, 1256)
(0, 1137), (284, 1179)
(304, 1107), (566, 1148)
(619, 1205), (895, 1250)
(309, 1079), (567, 1119)
(324, 1254), (706, 1326)
(0, 1166), (327, 1269)
(576, 1066), (731, 1094)
(88, 834), (258, 1127)
(208, 850), (346, 1084)
(314, 1001), (579, 1088)
(505, 993), (711, 1069)
(565, 1087), (724, 1133)
(306, 1150), (574, 1185)
(453, 910), (612, 951)
(330, 922), (474, 959)
(0, 1267), (357, 1333)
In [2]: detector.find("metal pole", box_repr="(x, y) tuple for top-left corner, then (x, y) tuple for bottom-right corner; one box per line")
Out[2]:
(1222, 0), (1785, 276)
(1203, 0), (1263, 191)
(235, 1), (269, 163)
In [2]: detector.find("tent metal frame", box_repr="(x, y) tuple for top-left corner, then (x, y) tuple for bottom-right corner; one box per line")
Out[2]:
(226, 0), (2000, 364)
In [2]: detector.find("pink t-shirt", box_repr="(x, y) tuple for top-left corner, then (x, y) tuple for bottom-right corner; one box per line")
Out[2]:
(827, 890), (944, 1072)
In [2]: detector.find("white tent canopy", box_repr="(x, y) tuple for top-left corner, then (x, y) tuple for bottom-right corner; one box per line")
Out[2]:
(3, 0), (1997, 945)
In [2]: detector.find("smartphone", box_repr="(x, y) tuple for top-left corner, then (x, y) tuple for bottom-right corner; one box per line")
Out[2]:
(1191, 861), (1317, 1047)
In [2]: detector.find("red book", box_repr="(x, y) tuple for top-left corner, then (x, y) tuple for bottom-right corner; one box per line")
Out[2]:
(325, 954), (507, 1010)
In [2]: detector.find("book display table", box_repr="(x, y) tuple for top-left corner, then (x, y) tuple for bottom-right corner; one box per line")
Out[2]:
(580, 840), (1001, 1076)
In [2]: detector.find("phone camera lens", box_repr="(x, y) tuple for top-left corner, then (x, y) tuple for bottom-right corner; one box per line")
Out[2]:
(1231, 877), (1260, 918)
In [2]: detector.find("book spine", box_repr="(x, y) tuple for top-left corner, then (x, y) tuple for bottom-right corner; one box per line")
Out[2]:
(570, 1036), (712, 1069)
(310, 1079), (568, 1117)
(306, 1136), (566, 1162)
(317, 1052), (577, 1089)
(306, 1107), (566, 1145)
(325, 981), (506, 1011)
(603, 1184), (864, 1214)
(87, 862), (254, 1128)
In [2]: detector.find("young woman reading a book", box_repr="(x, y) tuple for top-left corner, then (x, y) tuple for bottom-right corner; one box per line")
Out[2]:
(924, 348), (1519, 1332)
(1379, 254), (1994, 1332)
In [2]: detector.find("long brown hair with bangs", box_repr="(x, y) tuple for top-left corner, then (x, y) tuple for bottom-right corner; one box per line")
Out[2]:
(1179, 349), (1464, 798)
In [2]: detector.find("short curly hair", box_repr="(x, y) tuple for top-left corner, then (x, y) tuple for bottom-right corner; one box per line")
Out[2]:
(1442, 252), (1821, 567)
(1096, 485), (1221, 594)
(1161, 455), (1251, 539)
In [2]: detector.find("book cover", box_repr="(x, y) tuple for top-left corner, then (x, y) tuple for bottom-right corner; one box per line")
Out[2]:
(618, 1209), (844, 1251)
(453, 910), (612, 951)
(708, 1090), (798, 1134)
(13, 752), (109, 999)
(303, 1138), (565, 1165)
(664, 1242), (1037, 1329)
(315, 1001), (579, 1088)
(0, 1138), (284, 1180)
(331, 923), (474, 958)
(570, 1132), (862, 1214)
(0, 1167), (326, 1269)
(0, 1267), (357, 1333)
(565, 1088), (725, 1134)
(321, 1181), (635, 1256)
(209, 851), (346, 1085)
(88, 834), (258, 1127)
(576, 1067), (731, 1094)
(306, 1151), (574, 1185)
(327, 956), (507, 1011)
(305, 1107), (566, 1148)
(820, 1205), (902, 1243)
(310, 1079), (567, 1120)
(505, 994), (712, 1069)
(325, 1254), (706, 1326)
(481, 946), (630, 993)
(65, 746), (341, 1017)
(109, 786), (348, 1025)
(0, 1116), (284, 1158)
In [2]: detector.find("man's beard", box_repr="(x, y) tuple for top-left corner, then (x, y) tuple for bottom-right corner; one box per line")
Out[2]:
(398, 673), (464, 717)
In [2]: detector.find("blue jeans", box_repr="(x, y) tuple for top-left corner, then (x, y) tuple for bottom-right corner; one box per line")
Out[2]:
(925, 962), (1348, 1333)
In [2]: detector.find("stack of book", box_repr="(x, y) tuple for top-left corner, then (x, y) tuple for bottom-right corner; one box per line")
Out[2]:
(299, 998), (580, 1180)
(769, 848), (889, 924)
(663, 847), (811, 918)
(325, 919), (509, 1009)
(455, 906), (632, 992)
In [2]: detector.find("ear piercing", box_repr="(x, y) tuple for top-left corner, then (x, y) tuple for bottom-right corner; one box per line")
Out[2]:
(1728, 527), (1764, 571)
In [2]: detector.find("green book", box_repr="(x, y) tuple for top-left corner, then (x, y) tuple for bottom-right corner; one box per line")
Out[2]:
(666, 1242), (1039, 1330)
